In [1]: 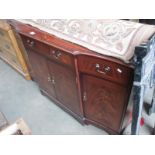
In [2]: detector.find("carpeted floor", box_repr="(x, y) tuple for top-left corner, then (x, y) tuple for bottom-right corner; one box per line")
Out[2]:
(0, 59), (155, 135)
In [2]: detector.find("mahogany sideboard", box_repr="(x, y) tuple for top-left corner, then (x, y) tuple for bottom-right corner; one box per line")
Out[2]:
(9, 20), (135, 134)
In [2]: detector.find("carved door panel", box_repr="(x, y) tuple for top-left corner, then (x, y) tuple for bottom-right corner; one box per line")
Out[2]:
(26, 49), (56, 98)
(47, 60), (81, 116)
(82, 75), (127, 131)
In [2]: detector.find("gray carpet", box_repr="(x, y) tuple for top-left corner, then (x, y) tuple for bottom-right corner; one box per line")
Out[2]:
(0, 59), (155, 135)
(0, 59), (107, 134)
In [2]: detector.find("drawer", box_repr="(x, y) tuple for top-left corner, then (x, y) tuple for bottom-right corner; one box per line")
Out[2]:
(78, 55), (133, 86)
(49, 46), (74, 67)
(21, 35), (74, 67)
(0, 47), (21, 69)
(0, 39), (16, 56)
(21, 35), (50, 55)
(0, 29), (11, 43)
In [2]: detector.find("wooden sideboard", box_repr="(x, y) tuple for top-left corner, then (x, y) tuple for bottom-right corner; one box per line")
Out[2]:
(0, 20), (31, 80)
(10, 20), (134, 134)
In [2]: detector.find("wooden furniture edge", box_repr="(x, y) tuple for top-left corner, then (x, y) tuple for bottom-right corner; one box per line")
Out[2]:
(7, 28), (31, 80)
(8, 19), (134, 69)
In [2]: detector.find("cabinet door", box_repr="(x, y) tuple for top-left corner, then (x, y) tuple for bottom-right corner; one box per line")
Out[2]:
(82, 75), (128, 132)
(26, 49), (56, 98)
(47, 60), (82, 116)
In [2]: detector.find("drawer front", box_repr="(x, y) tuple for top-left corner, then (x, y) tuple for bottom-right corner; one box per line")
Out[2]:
(21, 35), (74, 67)
(0, 47), (21, 69)
(0, 39), (16, 56)
(21, 35), (50, 54)
(0, 29), (11, 43)
(49, 47), (74, 67)
(78, 55), (133, 85)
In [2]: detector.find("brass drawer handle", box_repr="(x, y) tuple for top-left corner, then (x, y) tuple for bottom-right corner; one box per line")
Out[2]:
(30, 41), (35, 47)
(27, 40), (35, 47)
(55, 52), (62, 58)
(96, 64), (111, 74)
(51, 50), (62, 59)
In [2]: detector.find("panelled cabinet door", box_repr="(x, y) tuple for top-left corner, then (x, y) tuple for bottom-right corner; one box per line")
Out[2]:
(47, 60), (82, 116)
(26, 49), (56, 98)
(82, 75), (128, 132)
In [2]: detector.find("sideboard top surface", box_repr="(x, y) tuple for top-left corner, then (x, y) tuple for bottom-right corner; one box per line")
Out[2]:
(9, 20), (136, 69)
